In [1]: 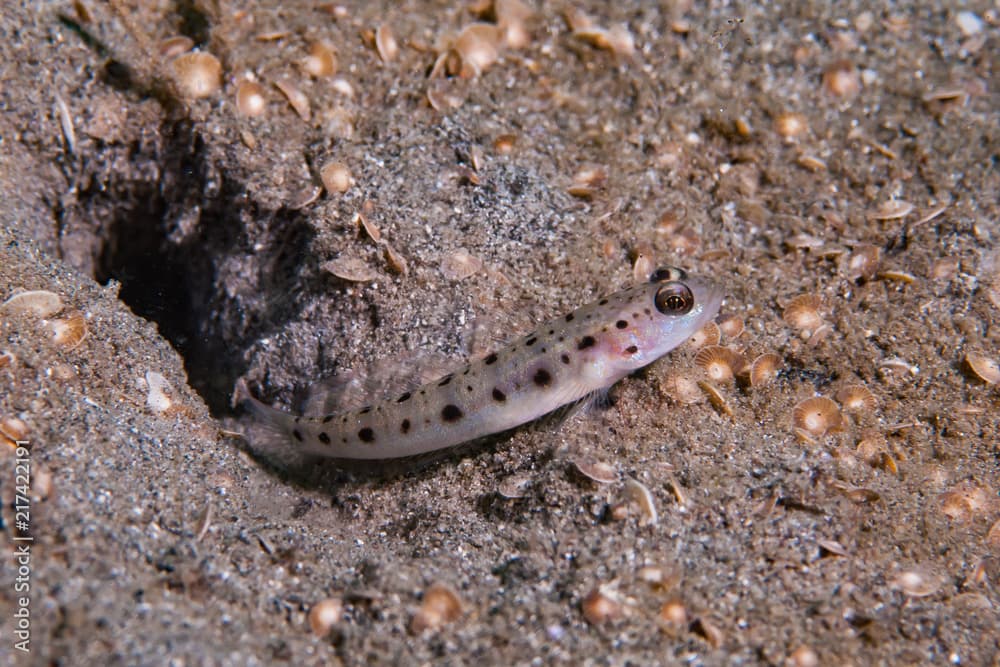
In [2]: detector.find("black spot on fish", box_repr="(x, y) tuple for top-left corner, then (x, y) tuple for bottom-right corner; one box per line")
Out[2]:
(463, 366), (470, 375)
(533, 368), (552, 387)
(358, 427), (375, 443)
(485, 353), (498, 365)
(438, 375), (453, 387)
(467, 385), (474, 392)
(397, 392), (411, 403)
(578, 336), (596, 350)
(318, 432), (331, 445)
(441, 404), (463, 422)
(492, 388), (506, 402)
(599, 298), (608, 305)
(401, 419), (411, 434)
(561, 353), (570, 364)
(565, 313), (574, 322)
(625, 345), (638, 354)
(292, 429), (303, 442)
(360, 406), (372, 414)
(322, 415), (334, 423)
(616, 319), (628, 329)
(548, 330), (554, 335)
(526, 336), (537, 346)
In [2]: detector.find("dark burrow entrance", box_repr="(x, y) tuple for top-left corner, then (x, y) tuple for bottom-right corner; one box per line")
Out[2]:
(90, 119), (311, 415)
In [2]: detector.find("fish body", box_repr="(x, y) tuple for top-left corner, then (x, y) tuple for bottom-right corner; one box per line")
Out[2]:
(238, 267), (723, 461)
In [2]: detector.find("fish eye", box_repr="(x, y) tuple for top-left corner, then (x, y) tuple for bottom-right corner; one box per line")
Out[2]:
(654, 282), (694, 315)
(649, 266), (688, 283)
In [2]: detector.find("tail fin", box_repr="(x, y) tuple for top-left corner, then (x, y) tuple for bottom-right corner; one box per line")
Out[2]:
(233, 379), (316, 469)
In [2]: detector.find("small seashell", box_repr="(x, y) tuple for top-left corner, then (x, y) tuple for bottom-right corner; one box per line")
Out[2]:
(493, 134), (517, 154)
(0, 416), (29, 444)
(572, 459), (618, 484)
(375, 25), (399, 62)
(581, 587), (622, 624)
(172, 52), (222, 99)
(658, 599), (687, 628)
(788, 646), (820, 667)
(784, 234), (824, 251)
(308, 597), (343, 636)
(665, 474), (687, 507)
(322, 256), (377, 282)
(440, 249), (484, 281)
(717, 314), (744, 340)
(782, 294), (824, 332)
(32, 465), (53, 501)
(158, 35), (194, 59)
(869, 199), (914, 221)
(817, 539), (849, 558)
(822, 59), (860, 97)
(453, 23), (501, 76)
(383, 244), (408, 276)
(410, 583), (462, 633)
(835, 384), (877, 412)
(963, 351), (1000, 385)
(746, 353), (781, 387)
(876, 270), (917, 285)
(686, 321), (721, 349)
(939, 483), (991, 521)
(623, 478), (658, 526)
(498, 473), (532, 498)
(891, 568), (942, 597)
(255, 30), (290, 42)
(49, 311), (88, 350)
(794, 427), (817, 445)
(567, 165), (607, 199)
(774, 112), (808, 138)
(632, 247), (654, 285)
(2, 290), (63, 318)
(806, 323), (834, 347)
(846, 244), (881, 281)
(288, 185), (321, 210)
(637, 565), (680, 591)
(855, 432), (887, 466)
(320, 162), (354, 194)
(695, 345), (745, 383)
(302, 41), (337, 78)
(697, 380), (732, 416)
(913, 203), (948, 227)
(792, 396), (842, 437)
(795, 154), (828, 172)
(240, 130), (257, 149)
(235, 80), (267, 116)
(690, 616), (724, 648)
(274, 79), (311, 121)
(661, 372), (704, 405)
(145, 371), (174, 413)
(0, 350), (15, 369)
(493, 0), (534, 49)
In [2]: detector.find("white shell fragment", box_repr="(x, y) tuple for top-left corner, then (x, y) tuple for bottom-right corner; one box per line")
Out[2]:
(2, 290), (64, 318)
(322, 256), (378, 282)
(623, 478), (659, 526)
(145, 371), (175, 413)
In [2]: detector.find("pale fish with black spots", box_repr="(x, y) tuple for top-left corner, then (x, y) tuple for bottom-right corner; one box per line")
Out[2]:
(236, 266), (724, 462)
